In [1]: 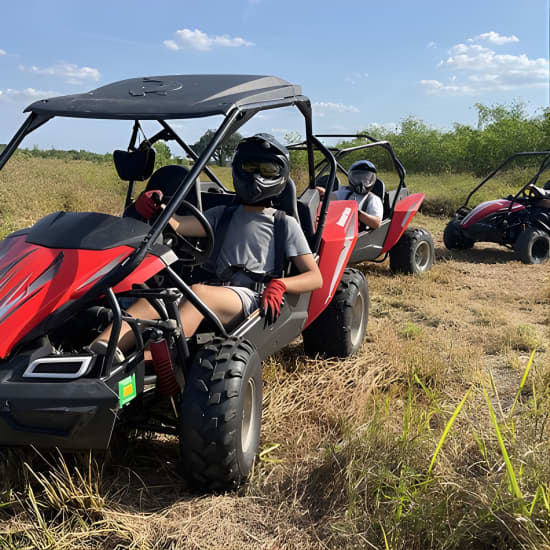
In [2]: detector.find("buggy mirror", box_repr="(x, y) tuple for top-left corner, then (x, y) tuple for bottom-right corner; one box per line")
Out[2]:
(544, 180), (550, 191)
(113, 147), (155, 181)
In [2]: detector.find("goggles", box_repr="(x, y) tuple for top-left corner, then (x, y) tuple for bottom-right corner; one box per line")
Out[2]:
(241, 161), (282, 178)
(349, 169), (376, 186)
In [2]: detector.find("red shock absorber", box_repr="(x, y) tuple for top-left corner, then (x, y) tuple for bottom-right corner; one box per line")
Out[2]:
(149, 334), (179, 398)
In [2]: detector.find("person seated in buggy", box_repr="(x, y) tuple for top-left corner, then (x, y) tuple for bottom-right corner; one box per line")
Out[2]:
(91, 134), (323, 360)
(317, 160), (383, 230)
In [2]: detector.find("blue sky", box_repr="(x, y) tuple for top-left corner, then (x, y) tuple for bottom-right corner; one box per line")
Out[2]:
(0, 0), (549, 153)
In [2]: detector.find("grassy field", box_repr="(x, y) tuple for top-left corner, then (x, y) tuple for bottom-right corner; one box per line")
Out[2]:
(0, 158), (548, 549)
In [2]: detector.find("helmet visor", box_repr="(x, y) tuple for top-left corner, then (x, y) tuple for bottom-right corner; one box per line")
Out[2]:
(240, 161), (282, 178)
(349, 169), (376, 192)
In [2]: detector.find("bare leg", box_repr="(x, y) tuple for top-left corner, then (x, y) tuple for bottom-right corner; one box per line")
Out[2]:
(93, 284), (244, 353)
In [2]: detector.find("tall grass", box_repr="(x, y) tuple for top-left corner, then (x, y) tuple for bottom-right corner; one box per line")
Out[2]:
(0, 157), (548, 549)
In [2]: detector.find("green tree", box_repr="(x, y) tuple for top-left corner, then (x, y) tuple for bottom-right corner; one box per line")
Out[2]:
(192, 130), (243, 166)
(153, 142), (172, 168)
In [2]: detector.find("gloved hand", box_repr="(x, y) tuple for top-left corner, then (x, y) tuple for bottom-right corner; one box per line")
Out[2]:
(135, 190), (163, 219)
(261, 279), (286, 326)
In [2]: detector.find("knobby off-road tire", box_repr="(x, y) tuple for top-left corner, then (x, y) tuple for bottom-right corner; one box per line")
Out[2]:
(443, 219), (474, 250)
(302, 268), (369, 357)
(514, 228), (550, 264)
(179, 336), (262, 490)
(390, 227), (435, 274)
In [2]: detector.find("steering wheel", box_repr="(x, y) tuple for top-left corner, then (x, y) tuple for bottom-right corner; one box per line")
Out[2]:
(158, 198), (215, 267)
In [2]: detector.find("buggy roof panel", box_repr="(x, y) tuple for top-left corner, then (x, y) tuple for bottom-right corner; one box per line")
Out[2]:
(24, 74), (304, 120)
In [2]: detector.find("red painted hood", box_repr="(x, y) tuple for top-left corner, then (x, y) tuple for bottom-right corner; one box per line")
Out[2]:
(0, 235), (163, 358)
(461, 199), (525, 228)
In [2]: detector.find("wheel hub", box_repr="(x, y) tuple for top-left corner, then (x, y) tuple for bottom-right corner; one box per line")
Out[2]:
(350, 292), (366, 348)
(241, 378), (256, 454)
(414, 241), (431, 271)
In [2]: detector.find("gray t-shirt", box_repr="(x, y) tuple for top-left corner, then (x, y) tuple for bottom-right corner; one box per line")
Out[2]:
(335, 187), (384, 219)
(204, 205), (311, 286)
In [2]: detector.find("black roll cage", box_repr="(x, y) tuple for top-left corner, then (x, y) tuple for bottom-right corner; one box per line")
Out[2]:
(0, 95), (337, 371)
(288, 133), (407, 219)
(459, 151), (550, 219)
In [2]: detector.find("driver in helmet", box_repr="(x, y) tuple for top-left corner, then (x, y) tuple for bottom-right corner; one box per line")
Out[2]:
(318, 160), (383, 230)
(91, 134), (323, 361)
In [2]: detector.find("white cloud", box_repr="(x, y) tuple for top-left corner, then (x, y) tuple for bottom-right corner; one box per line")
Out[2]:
(313, 101), (360, 113)
(19, 63), (100, 84)
(0, 49), (6, 56)
(468, 31), (519, 46)
(0, 88), (59, 101)
(420, 79), (475, 95)
(344, 72), (369, 85)
(163, 28), (254, 51)
(420, 38), (548, 96)
(427, 41), (437, 49)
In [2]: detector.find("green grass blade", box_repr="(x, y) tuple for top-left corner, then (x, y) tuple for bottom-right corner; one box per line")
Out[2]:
(483, 388), (527, 516)
(427, 388), (471, 476)
(508, 348), (536, 418)
(380, 522), (390, 550)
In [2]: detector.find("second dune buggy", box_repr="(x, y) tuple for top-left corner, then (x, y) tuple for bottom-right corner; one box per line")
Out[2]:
(290, 134), (435, 274)
(0, 74), (369, 489)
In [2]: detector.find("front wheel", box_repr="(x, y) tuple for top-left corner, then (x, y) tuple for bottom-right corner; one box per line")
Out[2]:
(443, 219), (474, 250)
(514, 228), (550, 264)
(302, 268), (369, 357)
(390, 227), (435, 274)
(179, 337), (262, 490)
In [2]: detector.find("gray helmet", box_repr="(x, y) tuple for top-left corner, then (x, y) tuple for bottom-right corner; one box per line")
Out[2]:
(348, 160), (377, 194)
(232, 133), (289, 205)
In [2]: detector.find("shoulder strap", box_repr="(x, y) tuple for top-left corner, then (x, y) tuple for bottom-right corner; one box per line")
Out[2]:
(273, 210), (287, 278)
(209, 205), (239, 265)
(356, 193), (369, 212)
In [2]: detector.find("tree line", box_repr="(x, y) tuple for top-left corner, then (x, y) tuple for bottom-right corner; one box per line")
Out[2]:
(3, 101), (548, 175)
(326, 102), (550, 176)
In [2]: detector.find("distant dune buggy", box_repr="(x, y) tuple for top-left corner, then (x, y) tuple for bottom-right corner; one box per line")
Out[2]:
(0, 74), (369, 489)
(290, 134), (434, 274)
(444, 151), (550, 264)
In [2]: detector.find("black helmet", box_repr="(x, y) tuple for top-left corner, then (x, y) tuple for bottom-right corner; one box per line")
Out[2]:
(348, 160), (377, 194)
(232, 133), (289, 205)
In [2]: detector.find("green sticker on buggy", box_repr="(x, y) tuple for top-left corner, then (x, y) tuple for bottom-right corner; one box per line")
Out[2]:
(118, 373), (136, 407)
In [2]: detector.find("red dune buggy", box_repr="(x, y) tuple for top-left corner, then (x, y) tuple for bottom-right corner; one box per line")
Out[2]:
(444, 151), (550, 264)
(0, 75), (369, 489)
(290, 134), (434, 274)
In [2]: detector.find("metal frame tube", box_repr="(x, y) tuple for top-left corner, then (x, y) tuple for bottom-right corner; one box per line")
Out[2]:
(463, 151), (550, 208)
(164, 266), (228, 337)
(145, 109), (240, 249)
(123, 121), (141, 209)
(0, 114), (51, 171)
(311, 135), (337, 254)
(157, 121), (229, 192)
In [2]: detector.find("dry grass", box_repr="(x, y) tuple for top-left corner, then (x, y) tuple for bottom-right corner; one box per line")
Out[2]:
(0, 160), (549, 549)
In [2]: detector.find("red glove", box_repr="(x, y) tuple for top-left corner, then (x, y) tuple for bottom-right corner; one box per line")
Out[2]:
(261, 279), (286, 325)
(135, 190), (163, 219)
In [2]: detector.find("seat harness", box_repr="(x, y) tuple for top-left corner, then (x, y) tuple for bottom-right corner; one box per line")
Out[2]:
(341, 187), (369, 212)
(205, 206), (288, 290)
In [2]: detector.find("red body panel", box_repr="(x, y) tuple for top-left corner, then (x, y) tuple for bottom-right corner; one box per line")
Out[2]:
(305, 200), (358, 327)
(460, 199), (526, 229)
(0, 236), (165, 358)
(381, 193), (425, 254)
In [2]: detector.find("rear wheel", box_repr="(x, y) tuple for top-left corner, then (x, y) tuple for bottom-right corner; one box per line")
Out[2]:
(302, 268), (368, 357)
(390, 227), (435, 274)
(179, 337), (262, 490)
(514, 228), (550, 264)
(443, 219), (474, 250)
